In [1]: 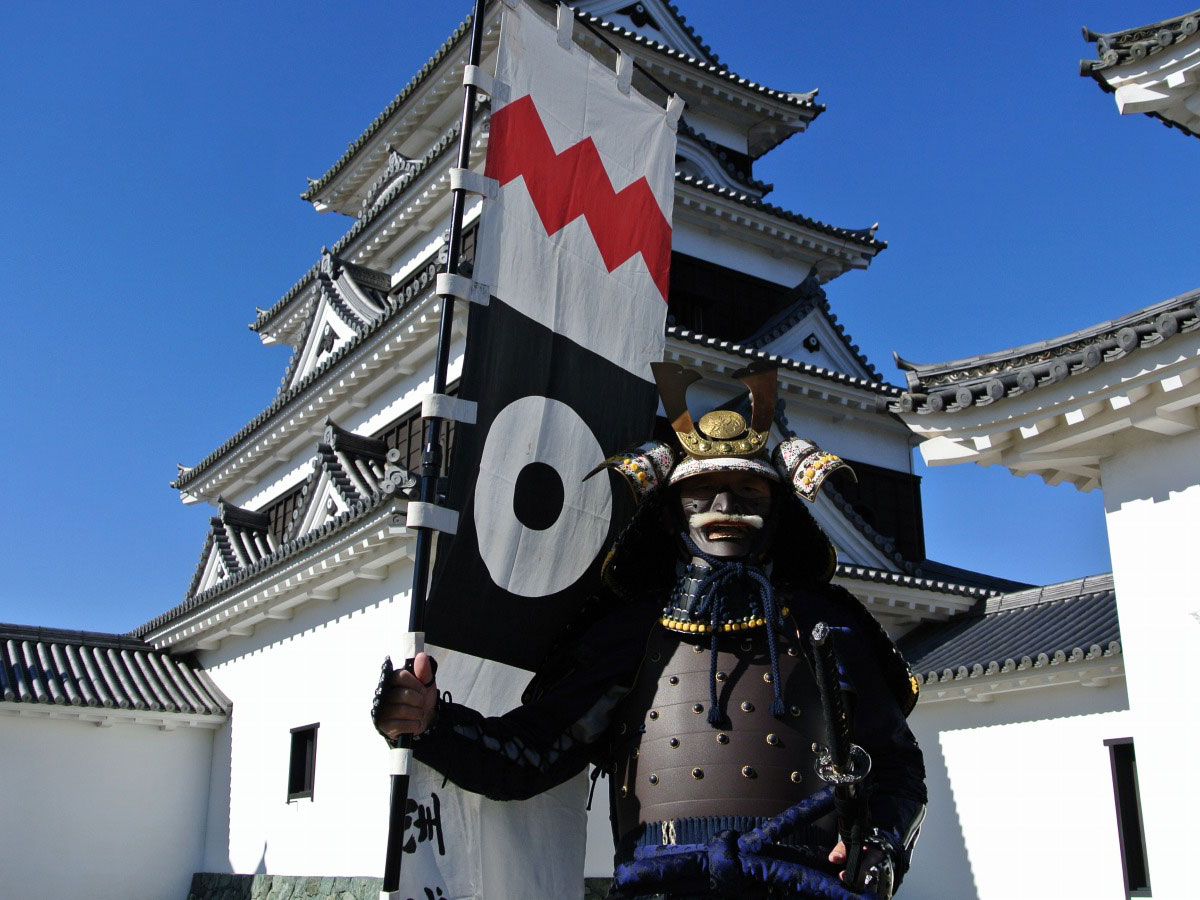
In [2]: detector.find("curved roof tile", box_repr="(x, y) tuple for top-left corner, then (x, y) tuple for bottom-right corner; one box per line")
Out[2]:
(668, 324), (902, 396)
(302, 13), (474, 201)
(898, 574), (1120, 685)
(891, 288), (1200, 415)
(0, 625), (230, 716)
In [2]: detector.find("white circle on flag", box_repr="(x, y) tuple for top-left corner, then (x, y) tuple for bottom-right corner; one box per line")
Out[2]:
(473, 395), (612, 598)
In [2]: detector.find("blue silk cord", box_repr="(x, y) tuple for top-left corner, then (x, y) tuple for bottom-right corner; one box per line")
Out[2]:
(681, 536), (787, 725)
(614, 786), (861, 899)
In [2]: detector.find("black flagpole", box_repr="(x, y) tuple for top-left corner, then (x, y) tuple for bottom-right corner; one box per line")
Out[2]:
(381, 0), (488, 893)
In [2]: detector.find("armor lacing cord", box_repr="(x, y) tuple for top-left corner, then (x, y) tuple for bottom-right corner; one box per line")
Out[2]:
(682, 536), (786, 724)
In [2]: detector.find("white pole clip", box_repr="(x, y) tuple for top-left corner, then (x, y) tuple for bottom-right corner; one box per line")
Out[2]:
(666, 94), (685, 131)
(436, 272), (490, 305)
(463, 64), (511, 104)
(449, 167), (498, 198)
(557, 3), (574, 50)
(406, 502), (460, 535)
(422, 393), (478, 424)
(616, 51), (634, 95)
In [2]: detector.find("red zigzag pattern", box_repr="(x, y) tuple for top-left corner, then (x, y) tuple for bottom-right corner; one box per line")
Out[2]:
(485, 94), (672, 302)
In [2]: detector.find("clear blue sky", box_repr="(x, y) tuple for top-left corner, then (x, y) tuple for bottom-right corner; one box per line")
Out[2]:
(2, 1), (1188, 633)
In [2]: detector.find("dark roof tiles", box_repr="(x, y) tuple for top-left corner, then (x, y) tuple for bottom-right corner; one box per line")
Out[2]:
(898, 574), (1120, 685)
(576, 10), (821, 116)
(0, 624), (230, 716)
(302, 13), (474, 201)
(892, 288), (1200, 414)
(138, 489), (396, 639)
(257, 119), (468, 335)
(1080, 10), (1200, 141)
(676, 173), (884, 251)
(668, 324), (902, 396)
(1081, 9), (1200, 74)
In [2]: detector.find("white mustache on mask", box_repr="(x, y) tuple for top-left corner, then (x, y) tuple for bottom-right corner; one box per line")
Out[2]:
(689, 512), (764, 531)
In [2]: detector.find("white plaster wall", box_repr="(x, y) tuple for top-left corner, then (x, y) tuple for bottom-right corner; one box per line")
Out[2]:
(904, 683), (1131, 900)
(672, 221), (820, 288)
(681, 110), (747, 155)
(0, 714), (214, 900)
(198, 562), (588, 898)
(1101, 429), (1200, 900)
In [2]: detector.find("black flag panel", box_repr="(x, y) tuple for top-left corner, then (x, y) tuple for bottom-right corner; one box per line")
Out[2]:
(426, 297), (654, 670)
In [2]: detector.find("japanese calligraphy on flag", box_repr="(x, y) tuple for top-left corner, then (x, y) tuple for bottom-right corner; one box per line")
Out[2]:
(426, 0), (680, 671)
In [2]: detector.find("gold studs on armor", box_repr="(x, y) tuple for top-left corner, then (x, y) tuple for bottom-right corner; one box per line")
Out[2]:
(649, 651), (661, 662)
(649, 774), (659, 785)
(740, 638), (753, 651)
(716, 733), (729, 744)
(649, 710), (659, 720)
(692, 703), (704, 715)
(693, 644), (704, 654)
(741, 700), (754, 713)
(742, 766), (756, 779)
(766, 733), (779, 746)
(762, 672), (773, 684)
(668, 737), (679, 749)
(715, 671), (727, 683)
(620, 786), (628, 798)
(790, 771), (802, 784)
(787, 646), (799, 657)
(789, 704), (802, 717)
(668, 675), (679, 686)
(691, 768), (704, 780)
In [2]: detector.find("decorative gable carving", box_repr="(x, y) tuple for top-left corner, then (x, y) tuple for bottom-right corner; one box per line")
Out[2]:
(184, 500), (278, 599)
(745, 269), (880, 382)
(282, 252), (390, 392)
(286, 419), (417, 542)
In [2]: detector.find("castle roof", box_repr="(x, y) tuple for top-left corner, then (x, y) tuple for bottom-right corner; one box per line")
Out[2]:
(0, 624), (230, 721)
(899, 574), (1120, 690)
(891, 288), (1200, 415)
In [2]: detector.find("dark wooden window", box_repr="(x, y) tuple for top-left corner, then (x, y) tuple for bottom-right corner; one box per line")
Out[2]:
(375, 382), (459, 477)
(266, 483), (306, 545)
(287, 723), (319, 802)
(668, 252), (796, 342)
(1104, 738), (1151, 897)
(836, 458), (925, 563)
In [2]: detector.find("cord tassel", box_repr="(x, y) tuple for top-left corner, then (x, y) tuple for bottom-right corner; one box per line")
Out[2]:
(683, 536), (786, 723)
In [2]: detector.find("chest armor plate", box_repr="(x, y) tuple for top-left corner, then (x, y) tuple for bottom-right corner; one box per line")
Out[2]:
(612, 622), (836, 842)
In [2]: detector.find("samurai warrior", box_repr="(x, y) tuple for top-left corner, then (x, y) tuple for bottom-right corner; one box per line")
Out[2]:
(375, 363), (926, 898)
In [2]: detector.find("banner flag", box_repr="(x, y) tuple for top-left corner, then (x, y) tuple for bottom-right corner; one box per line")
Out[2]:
(425, 0), (679, 671)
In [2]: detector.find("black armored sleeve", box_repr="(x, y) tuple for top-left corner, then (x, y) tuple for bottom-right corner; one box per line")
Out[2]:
(412, 602), (658, 802)
(791, 585), (928, 861)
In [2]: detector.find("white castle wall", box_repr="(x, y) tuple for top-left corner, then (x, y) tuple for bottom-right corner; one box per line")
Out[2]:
(197, 562), (588, 899)
(0, 714), (214, 900)
(1101, 428), (1200, 900)
(904, 684), (1131, 899)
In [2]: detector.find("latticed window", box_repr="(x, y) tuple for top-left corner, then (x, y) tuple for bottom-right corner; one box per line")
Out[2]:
(266, 483), (305, 544)
(375, 382), (459, 477)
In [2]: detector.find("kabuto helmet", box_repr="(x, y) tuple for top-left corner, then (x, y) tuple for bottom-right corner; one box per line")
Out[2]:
(589, 362), (854, 596)
(593, 361), (852, 504)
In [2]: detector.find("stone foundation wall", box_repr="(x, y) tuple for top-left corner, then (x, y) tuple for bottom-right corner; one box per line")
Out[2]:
(187, 873), (382, 900)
